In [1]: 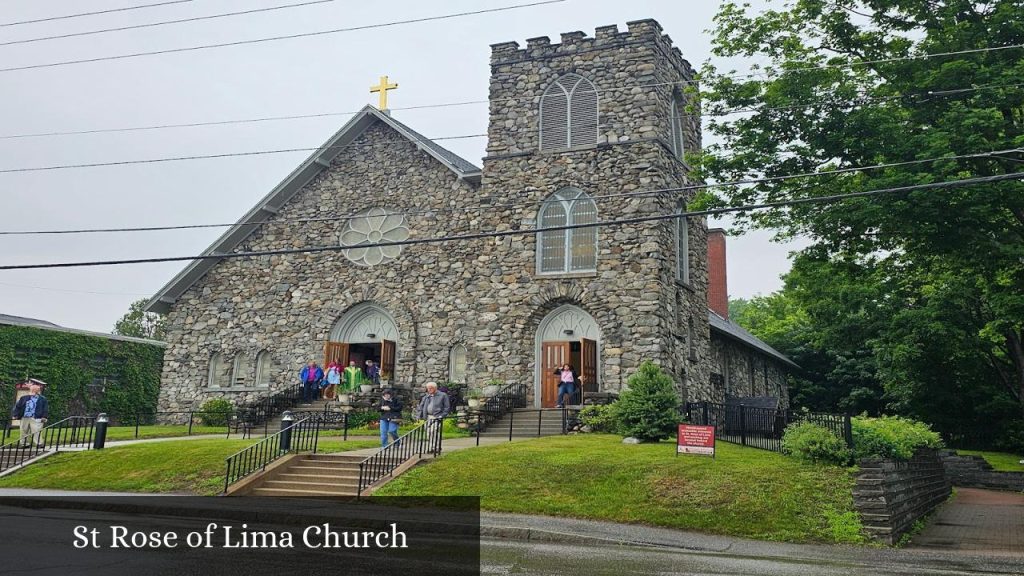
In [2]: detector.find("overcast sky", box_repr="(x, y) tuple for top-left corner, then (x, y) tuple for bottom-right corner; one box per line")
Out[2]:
(0, 0), (805, 333)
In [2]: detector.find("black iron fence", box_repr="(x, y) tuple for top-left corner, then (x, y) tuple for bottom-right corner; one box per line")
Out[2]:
(223, 414), (321, 493)
(469, 408), (581, 445)
(357, 418), (442, 496)
(0, 416), (97, 473)
(684, 401), (853, 453)
(475, 383), (529, 432)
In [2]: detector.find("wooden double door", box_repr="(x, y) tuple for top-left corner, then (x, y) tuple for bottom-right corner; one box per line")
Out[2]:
(540, 338), (597, 407)
(324, 339), (396, 379)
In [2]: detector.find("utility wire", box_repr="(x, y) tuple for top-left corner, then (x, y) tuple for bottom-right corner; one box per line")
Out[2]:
(0, 0), (336, 47)
(0, 0), (193, 27)
(1, 172), (1020, 271)
(3, 78), (1019, 141)
(1, 148), (1018, 236)
(0, 0), (566, 73)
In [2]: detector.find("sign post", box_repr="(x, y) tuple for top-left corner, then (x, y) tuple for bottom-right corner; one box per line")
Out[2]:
(677, 423), (716, 458)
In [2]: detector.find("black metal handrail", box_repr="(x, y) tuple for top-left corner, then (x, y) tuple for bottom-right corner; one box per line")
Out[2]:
(356, 418), (441, 496)
(469, 408), (581, 445)
(475, 383), (529, 432)
(233, 382), (305, 428)
(223, 415), (320, 493)
(0, 416), (96, 473)
(685, 401), (853, 453)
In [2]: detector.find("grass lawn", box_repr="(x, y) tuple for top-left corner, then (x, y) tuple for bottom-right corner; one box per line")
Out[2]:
(0, 438), (379, 495)
(376, 434), (863, 544)
(957, 450), (1024, 472)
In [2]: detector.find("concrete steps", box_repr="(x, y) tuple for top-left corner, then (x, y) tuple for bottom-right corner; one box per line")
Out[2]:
(246, 453), (365, 497)
(479, 412), (566, 438)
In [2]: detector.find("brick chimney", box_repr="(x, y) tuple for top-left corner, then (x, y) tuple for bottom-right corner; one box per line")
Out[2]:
(707, 228), (728, 319)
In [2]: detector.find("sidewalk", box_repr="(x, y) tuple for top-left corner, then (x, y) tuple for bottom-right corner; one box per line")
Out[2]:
(906, 488), (1024, 556)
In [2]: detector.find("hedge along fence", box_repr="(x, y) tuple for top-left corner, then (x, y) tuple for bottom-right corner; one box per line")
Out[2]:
(0, 324), (165, 421)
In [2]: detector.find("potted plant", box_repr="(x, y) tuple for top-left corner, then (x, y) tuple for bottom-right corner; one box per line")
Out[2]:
(358, 374), (373, 394)
(465, 389), (483, 408)
(482, 379), (502, 397)
(379, 370), (391, 387)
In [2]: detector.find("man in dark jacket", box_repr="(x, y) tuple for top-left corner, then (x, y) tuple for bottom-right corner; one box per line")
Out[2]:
(377, 389), (403, 447)
(11, 383), (48, 448)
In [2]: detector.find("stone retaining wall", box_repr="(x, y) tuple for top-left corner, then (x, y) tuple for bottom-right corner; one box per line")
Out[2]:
(939, 450), (1024, 492)
(853, 449), (951, 544)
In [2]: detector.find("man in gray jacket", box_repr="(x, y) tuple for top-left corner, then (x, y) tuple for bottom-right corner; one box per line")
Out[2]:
(416, 382), (449, 452)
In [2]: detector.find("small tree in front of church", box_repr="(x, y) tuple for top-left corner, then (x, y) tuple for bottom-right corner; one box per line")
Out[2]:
(614, 360), (681, 442)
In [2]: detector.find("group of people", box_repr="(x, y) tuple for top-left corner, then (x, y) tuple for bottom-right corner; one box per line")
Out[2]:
(299, 359), (380, 403)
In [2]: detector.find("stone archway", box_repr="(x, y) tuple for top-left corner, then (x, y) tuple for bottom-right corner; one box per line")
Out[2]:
(534, 304), (601, 407)
(325, 302), (399, 384)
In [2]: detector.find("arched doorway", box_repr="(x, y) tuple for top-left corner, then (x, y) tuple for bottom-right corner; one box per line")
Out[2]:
(535, 304), (600, 407)
(325, 302), (398, 383)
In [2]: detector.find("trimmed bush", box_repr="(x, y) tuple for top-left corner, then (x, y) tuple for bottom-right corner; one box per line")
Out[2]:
(851, 415), (943, 461)
(614, 361), (680, 442)
(197, 398), (232, 426)
(781, 422), (852, 465)
(578, 403), (620, 433)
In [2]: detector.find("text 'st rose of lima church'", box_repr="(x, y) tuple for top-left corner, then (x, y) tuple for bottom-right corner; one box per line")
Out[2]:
(146, 19), (796, 413)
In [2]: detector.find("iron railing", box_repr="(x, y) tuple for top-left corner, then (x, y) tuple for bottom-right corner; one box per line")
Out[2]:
(471, 407), (581, 445)
(685, 401), (853, 453)
(233, 383), (305, 428)
(357, 418), (441, 496)
(475, 383), (529, 432)
(223, 416), (320, 493)
(0, 416), (97, 473)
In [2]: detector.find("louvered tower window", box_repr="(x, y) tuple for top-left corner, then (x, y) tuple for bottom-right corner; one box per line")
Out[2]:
(676, 202), (690, 284)
(537, 188), (598, 273)
(540, 74), (599, 151)
(670, 94), (686, 160)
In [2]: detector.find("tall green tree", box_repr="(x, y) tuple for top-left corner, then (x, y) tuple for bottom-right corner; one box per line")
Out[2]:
(113, 299), (166, 341)
(700, 1), (1024, 425)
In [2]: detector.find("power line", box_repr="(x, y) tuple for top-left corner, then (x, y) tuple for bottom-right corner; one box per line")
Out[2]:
(1, 172), (1020, 271)
(0, 0), (336, 47)
(1, 148), (1018, 236)
(0, 0), (566, 73)
(0, 0), (193, 27)
(2, 148), (1018, 236)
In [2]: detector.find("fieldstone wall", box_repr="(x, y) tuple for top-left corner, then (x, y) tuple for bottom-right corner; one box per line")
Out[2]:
(938, 450), (1024, 492)
(853, 449), (952, 544)
(486, 20), (712, 402)
(710, 336), (790, 406)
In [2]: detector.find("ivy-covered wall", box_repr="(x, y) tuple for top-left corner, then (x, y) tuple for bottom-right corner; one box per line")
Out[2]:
(0, 325), (164, 419)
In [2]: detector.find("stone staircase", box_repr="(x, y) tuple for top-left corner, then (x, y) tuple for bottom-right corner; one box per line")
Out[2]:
(476, 409), (567, 439)
(246, 453), (364, 497)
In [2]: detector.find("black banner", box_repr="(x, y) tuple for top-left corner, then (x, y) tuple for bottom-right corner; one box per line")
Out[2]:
(0, 496), (480, 576)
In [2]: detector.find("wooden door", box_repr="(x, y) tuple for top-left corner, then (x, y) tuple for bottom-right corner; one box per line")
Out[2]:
(380, 339), (396, 380)
(324, 341), (349, 367)
(541, 341), (570, 408)
(580, 338), (598, 401)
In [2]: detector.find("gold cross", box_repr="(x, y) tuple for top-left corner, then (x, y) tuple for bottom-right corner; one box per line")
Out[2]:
(369, 75), (398, 110)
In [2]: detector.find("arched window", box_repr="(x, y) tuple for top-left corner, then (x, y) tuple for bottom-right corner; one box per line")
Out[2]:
(676, 203), (690, 284)
(540, 74), (599, 151)
(207, 353), (229, 388)
(230, 354), (248, 387)
(254, 350), (273, 388)
(670, 93), (686, 160)
(537, 188), (598, 273)
(448, 344), (467, 384)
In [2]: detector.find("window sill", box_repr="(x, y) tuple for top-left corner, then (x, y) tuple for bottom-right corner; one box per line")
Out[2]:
(676, 280), (695, 292)
(535, 271), (599, 280)
(538, 143), (600, 154)
(204, 386), (268, 393)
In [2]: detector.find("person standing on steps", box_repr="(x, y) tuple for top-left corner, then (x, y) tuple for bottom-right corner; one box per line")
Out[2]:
(416, 382), (450, 452)
(323, 362), (341, 401)
(377, 388), (403, 447)
(299, 361), (323, 404)
(552, 363), (583, 408)
(342, 360), (362, 393)
(11, 383), (48, 448)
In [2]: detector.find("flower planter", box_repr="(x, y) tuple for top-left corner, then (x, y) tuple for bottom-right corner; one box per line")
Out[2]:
(467, 398), (481, 408)
(338, 394), (351, 405)
(360, 384), (374, 394)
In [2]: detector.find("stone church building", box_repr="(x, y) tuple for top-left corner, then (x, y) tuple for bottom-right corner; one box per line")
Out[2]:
(147, 19), (794, 412)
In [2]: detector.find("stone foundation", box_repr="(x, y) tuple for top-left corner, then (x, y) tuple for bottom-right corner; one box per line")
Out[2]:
(939, 450), (1024, 492)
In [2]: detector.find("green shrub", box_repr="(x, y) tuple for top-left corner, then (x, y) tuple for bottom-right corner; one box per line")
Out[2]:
(851, 415), (944, 461)
(781, 422), (852, 465)
(345, 410), (379, 429)
(614, 361), (680, 442)
(197, 398), (232, 426)
(579, 403), (620, 433)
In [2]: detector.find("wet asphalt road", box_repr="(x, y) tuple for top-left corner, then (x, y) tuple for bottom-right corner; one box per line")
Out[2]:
(480, 538), (1024, 575)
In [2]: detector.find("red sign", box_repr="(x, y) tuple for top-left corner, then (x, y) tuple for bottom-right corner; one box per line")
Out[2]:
(677, 424), (716, 457)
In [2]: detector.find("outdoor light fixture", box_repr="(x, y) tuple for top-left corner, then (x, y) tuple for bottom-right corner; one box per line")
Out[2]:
(367, 333), (377, 339)
(563, 329), (574, 335)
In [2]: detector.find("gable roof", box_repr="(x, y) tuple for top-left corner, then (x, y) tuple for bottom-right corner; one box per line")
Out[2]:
(0, 313), (60, 329)
(145, 106), (481, 314)
(708, 310), (800, 369)
(0, 314), (166, 347)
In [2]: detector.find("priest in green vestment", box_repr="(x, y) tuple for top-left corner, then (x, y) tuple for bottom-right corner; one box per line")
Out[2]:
(342, 360), (362, 392)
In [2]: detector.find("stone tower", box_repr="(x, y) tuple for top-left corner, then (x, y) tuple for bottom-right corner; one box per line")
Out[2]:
(482, 19), (712, 401)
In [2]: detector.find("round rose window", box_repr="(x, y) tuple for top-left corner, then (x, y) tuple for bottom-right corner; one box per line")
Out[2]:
(339, 207), (409, 266)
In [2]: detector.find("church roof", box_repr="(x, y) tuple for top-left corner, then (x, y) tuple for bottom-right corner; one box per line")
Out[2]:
(708, 310), (800, 369)
(144, 106), (481, 314)
(0, 313), (60, 329)
(0, 313), (166, 346)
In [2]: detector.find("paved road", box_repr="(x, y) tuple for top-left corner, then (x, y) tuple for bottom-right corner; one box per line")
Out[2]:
(907, 488), (1024, 555)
